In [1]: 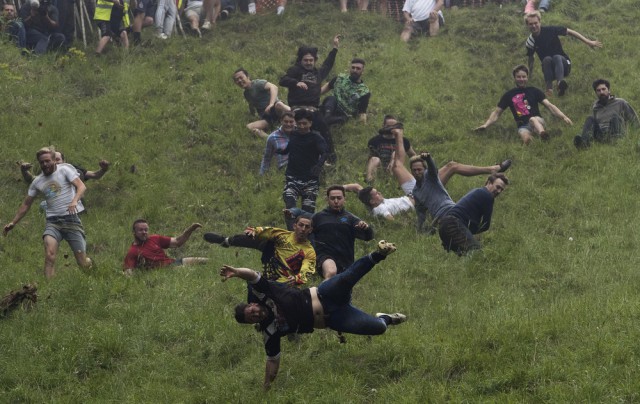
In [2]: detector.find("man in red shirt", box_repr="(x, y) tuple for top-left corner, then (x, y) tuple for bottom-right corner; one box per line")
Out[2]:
(123, 219), (208, 275)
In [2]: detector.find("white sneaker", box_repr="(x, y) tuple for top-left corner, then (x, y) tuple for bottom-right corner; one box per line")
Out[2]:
(156, 32), (168, 39)
(248, 2), (256, 14)
(201, 21), (212, 30)
(376, 313), (407, 325)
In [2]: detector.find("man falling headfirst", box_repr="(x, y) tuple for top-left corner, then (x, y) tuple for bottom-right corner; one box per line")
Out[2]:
(220, 240), (405, 390)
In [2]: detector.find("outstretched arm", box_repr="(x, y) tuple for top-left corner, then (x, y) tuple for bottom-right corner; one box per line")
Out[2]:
(567, 28), (602, 49)
(3, 195), (35, 235)
(170, 223), (202, 247)
(475, 107), (504, 131)
(219, 264), (260, 282)
(84, 160), (110, 180)
(541, 99), (573, 125)
(343, 183), (363, 193)
(264, 357), (280, 391)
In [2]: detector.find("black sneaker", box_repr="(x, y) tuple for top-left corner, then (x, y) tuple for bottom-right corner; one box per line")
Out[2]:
(573, 135), (590, 150)
(498, 159), (512, 173)
(558, 80), (568, 97)
(204, 232), (226, 245)
(376, 312), (407, 325)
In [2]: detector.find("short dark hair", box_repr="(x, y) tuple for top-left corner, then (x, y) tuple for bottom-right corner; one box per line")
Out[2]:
(233, 68), (248, 78)
(487, 172), (510, 186)
(512, 64), (529, 77)
(382, 114), (397, 126)
(281, 111), (295, 120)
(592, 78), (610, 91)
(351, 58), (366, 66)
(132, 218), (148, 231)
(358, 186), (374, 208)
(295, 213), (313, 223)
(294, 109), (313, 122)
(234, 303), (249, 323)
(326, 184), (346, 197)
(296, 46), (318, 63)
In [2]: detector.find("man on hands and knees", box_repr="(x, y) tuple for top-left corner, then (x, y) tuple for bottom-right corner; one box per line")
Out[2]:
(438, 173), (509, 256)
(4, 147), (93, 279)
(475, 64), (572, 145)
(123, 220), (208, 275)
(524, 10), (602, 97)
(220, 240), (405, 391)
(574, 79), (639, 149)
(203, 214), (316, 287)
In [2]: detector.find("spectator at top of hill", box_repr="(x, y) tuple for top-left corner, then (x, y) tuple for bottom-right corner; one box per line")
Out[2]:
(340, 0), (387, 13)
(183, 0), (221, 37)
(474, 64), (572, 145)
(524, 0), (551, 14)
(401, 0), (444, 42)
(574, 78), (640, 149)
(233, 68), (291, 139)
(1, 3), (26, 50)
(246, 0), (286, 15)
(94, 0), (130, 54)
(280, 33), (341, 163)
(123, 220), (209, 275)
(260, 112), (295, 175)
(19, 0), (66, 54)
(365, 115), (416, 185)
(524, 10), (602, 97)
(321, 57), (371, 126)
(154, 0), (178, 39)
(131, 0), (156, 45)
(20, 152), (110, 184)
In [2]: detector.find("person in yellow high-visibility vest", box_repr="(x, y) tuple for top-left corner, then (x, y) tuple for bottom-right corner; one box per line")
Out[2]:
(94, 0), (130, 54)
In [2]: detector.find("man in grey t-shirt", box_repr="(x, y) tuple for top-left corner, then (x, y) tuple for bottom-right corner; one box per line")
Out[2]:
(4, 147), (93, 279)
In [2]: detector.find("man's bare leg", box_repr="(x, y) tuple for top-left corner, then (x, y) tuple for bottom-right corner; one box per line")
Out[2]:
(247, 120), (269, 139)
(518, 128), (534, 145)
(365, 156), (381, 184)
(428, 14), (440, 37)
(391, 127), (414, 186)
(74, 250), (93, 270)
(437, 161), (501, 186)
(43, 235), (59, 279)
(322, 258), (339, 279)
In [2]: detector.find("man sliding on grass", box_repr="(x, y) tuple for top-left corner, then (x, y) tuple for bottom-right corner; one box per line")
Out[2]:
(220, 240), (405, 390)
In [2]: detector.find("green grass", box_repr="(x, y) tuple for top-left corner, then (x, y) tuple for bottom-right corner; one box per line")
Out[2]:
(1, 0), (640, 401)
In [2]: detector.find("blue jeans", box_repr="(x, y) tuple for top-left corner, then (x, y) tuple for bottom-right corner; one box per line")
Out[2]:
(26, 29), (65, 54)
(7, 21), (27, 49)
(317, 254), (387, 335)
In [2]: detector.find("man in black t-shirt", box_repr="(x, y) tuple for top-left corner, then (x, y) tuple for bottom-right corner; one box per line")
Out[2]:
(220, 240), (405, 391)
(524, 11), (602, 97)
(475, 65), (572, 145)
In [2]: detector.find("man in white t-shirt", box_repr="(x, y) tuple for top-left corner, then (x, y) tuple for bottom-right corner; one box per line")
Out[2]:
(401, 0), (444, 42)
(4, 147), (93, 279)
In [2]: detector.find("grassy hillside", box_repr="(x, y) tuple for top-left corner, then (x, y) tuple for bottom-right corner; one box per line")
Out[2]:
(1, 0), (640, 401)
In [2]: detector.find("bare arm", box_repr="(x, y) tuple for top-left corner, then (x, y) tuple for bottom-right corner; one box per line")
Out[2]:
(69, 177), (86, 215)
(170, 223), (202, 248)
(567, 28), (602, 49)
(320, 82), (330, 95)
(4, 196), (35, 235)
(541, 99), (573, 125)
(264, 357), (280, 391)
(219, 264), (260, 282)
(343, 183), (363, 193)
(263, 82), (279, 114)
(84, 160), (110, 180)
(475, 107), (504, 131)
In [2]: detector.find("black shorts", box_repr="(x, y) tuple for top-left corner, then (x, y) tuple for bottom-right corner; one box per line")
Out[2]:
(133, 0), (157, 16)
(260, 107), (280, 125)
(411, 14), (445, 36)
(97, 21), (126, 38)
(316, 254), (349, 277)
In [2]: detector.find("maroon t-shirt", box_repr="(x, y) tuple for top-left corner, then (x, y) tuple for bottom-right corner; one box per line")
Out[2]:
(124, 235), (173, 269)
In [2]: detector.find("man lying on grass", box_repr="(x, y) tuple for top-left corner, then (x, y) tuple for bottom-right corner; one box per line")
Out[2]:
(220, 240), (406, 390)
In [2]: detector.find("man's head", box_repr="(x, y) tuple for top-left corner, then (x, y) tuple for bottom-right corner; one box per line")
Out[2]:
(358, 186), (383, 208)
(409, 156), (427, 180)
(293, 214), (313, 242)
(326, 185), (346, 211)
(512, 65), (529, 88)
(349, 58), (365, 81)
(294, 109), (313, 134)
(592, 78), (611, 102)
(232, 68), (251, 89)
(132, 219), (149, 243)
(36, 147), (56, 176)
(235, 302), (269, 324)
(2, 3), (17, 19)
(280, 111), (296, 134)
(54, 151), (65, 164)
(484, 173), (509, 198)
(379, 115), (401, 137)
(524, 11), (542, 35)
(296, 46), (318, 70)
